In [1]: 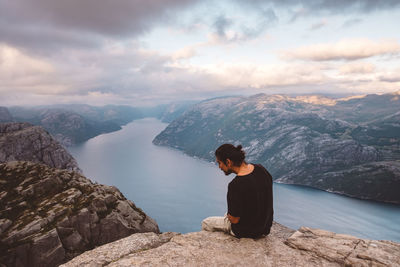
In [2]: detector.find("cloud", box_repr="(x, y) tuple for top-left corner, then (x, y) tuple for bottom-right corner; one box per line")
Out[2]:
(0, 0), (200, 54)
(282, 39), (400, 61)
(309, 20), (328, 31)
(172, 47), (197, 60)
(342, 18), (363, 28)
(213, 15), (233, 39)
(379, 73), (400, 83)
(0, 42), (222, 106)
(0, 0), (199, 36)
(0, 44), (59, 94)
(241, 8), (278, 38)
(304, 0), (400, 13)
(0, 0), (399, 106)
(1, 40), (399, 106)
(209, 6), (277, 43)
(234, 0), (400, 22)
(209, 63), (329, 89)
(339, 62), (375, 74)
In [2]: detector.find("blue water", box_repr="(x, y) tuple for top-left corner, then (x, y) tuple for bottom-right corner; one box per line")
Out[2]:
(68, 118), (400, 242)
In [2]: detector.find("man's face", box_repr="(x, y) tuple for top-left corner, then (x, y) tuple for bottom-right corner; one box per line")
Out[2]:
(217, 158), (233, 176)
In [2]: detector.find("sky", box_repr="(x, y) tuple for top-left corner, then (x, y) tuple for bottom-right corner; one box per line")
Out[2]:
(0, 0), (399, 106)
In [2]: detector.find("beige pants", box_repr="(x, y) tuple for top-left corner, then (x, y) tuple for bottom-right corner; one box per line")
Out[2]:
(201, 215), (236, 236)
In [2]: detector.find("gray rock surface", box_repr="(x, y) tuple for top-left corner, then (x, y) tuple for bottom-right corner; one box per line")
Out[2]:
(0, 107), (13, 123)
(60, 232), (178, 267)
(0, 122), (80, 172)
(286, 227), (400, 266)
(62, 223), (400, 267)
(0, 161), (159, 267)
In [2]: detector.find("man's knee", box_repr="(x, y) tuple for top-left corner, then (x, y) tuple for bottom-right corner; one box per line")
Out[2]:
(202, 216), (232, 234)
(201, 216), (219, 231)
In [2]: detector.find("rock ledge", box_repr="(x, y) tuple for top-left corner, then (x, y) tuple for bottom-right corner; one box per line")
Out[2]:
(62, 223), (400, 267)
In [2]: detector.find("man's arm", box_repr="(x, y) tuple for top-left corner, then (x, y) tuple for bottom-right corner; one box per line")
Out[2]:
(227, 213), (240, 224)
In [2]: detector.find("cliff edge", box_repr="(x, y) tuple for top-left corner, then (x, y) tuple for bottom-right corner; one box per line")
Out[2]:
(0, 161), (159, 267)
(61, 222), (400, 266)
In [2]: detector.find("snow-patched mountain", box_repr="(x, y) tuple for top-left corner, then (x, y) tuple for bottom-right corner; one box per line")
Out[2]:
(153, 92), (400, 204)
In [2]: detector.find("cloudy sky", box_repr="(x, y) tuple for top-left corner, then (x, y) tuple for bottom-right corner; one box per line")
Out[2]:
(1, 0), (399, 106)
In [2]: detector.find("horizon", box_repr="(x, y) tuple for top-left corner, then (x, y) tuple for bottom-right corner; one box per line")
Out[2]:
(3, 90), (399, 109)
(1, 0), (399, 106)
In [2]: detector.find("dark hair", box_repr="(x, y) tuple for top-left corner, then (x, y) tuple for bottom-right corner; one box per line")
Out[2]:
(215, 144), (245, 167)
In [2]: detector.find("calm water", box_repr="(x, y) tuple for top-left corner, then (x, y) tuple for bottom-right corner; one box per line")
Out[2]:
(68, 118), (400, 242)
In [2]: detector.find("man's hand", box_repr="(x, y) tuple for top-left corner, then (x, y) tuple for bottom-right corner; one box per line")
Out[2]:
(227, 213), (240, 224)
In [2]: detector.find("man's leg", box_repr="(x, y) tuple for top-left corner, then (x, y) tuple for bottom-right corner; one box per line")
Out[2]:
(201, 215), (235, 236)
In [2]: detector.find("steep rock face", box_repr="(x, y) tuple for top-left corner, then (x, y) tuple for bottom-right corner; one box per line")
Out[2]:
(0, 123), (80, 172)
(153, 93), (400, 204)
(61, 223), (400, 266)
(0, 107), (13, 123)
(0, 161), (159, 267)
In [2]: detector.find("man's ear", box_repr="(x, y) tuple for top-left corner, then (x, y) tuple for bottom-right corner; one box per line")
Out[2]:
(226, 158), (232, 167)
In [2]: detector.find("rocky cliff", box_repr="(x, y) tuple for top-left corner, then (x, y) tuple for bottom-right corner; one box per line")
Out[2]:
(0, 123), (80, 172)
(0, 161), (159, 267)
(61, 222), (400, 266)
(153, 93), (400, 204)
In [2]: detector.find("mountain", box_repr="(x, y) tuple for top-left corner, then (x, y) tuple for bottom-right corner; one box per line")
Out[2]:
(8, 105), (145, 146)
(157, 101), (199, 123)
(53, 104), (144, 125)
(0, 107), (13, 123)
(0, 122), (80, 172)
(153, 93), (400, 204)
(6, 103), (196, 146)
(136, 101), (198, 123)
(0, 161), (159, 267)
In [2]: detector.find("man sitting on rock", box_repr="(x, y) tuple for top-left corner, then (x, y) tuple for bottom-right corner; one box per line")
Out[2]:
(202, 144), (274, 238)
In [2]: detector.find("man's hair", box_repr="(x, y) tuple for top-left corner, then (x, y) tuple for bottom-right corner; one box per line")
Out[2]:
(215, 144), (245, 167)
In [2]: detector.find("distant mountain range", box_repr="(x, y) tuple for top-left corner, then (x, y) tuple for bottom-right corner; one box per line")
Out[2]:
(153, 92), (400, 204)
(0, 102), (194, 146)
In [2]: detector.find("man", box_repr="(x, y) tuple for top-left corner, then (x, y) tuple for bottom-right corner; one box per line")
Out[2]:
(202, 144), (274, 238)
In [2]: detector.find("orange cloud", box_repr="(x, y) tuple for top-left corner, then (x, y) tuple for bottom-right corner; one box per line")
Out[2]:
(282, 39), (400, 61)
(339, 62), (375, 74)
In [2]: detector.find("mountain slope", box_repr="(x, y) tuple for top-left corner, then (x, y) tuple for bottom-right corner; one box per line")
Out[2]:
(0, 161), (159, 267)
(8, 106), (140, 146)
(0, 122), (80, 172)
(153, 93), (400, 204)
(0, 107), (13, 123)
